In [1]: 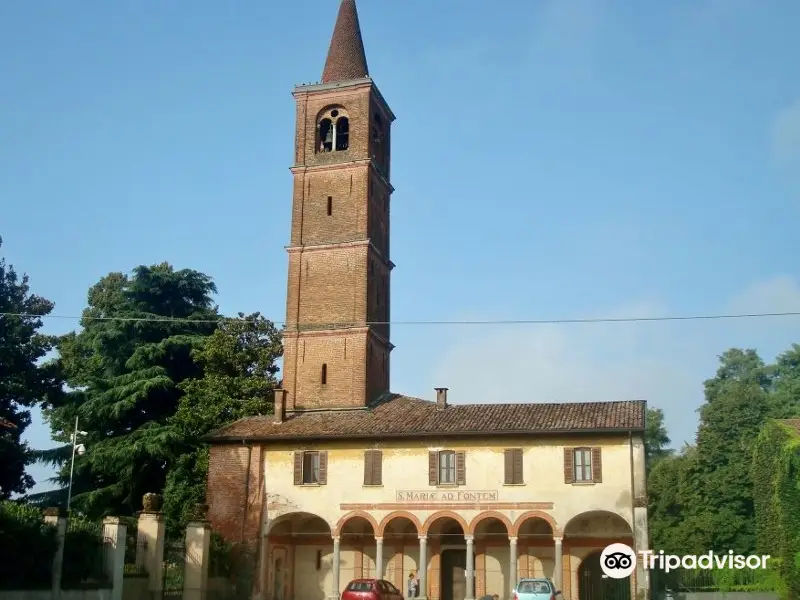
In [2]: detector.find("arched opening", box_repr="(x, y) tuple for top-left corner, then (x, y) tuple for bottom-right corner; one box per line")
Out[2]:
(319, 118), (333, 152)
(578, 551), (631, 600)
(427, 516), (468, 600)
(267, 512), (332, 600)
(335, 117), (349, 151)
(565, 511), (632, 600)
(516, 516), (555, 580)
(380, 515), (420, 589)
(472, 515), (511, 599)
(339, 515), (379, 582)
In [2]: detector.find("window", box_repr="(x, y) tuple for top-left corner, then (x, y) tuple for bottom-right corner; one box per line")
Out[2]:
(363, 449), (383, 486)
(327, 196), (332, 216)
(335, 117), (349, 151)
(438, 451), (456, 484)
(504, 448), (524, 484)
(302, 452), (320, 484)
(315, 550), (322, 570)
(293, 450), (327, 485)
(564, 447), (602, 484)
(321, 363), (327, 385)
(429, 450), (465, 486)
(574, 448), (592, 481)
(319, 118), (333, 152)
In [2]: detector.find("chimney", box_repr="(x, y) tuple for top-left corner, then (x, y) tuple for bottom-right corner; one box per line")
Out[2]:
(435, 387), (448, 410)
(274, 389), (286, 423)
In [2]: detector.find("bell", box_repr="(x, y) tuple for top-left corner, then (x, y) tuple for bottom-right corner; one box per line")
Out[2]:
(324, 128), (333, 143)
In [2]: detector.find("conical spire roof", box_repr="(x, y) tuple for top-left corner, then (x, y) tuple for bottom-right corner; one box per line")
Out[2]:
(321, 0), (369, 83)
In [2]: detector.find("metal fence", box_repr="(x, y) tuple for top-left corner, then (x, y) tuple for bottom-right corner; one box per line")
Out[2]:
(60, 517), (111, 589)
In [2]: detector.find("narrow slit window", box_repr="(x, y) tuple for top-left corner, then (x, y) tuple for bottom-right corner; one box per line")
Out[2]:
(321, 363), (327, 385)
(327, 196), (332, 216)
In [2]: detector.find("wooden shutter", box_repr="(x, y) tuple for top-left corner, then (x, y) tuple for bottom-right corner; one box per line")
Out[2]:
(504, 449), (514, 484)
(456, 451), (466, 485)
(318, 451), (328, 485)
(563, 448), (575, 484)
(591, 447), (602, 483)
(364, 450), (375, 485)
(512, 448), (523, 484)
(428, 451), (438, 486)
(373, 450), (383, 485)
(293, 452), (303, 485)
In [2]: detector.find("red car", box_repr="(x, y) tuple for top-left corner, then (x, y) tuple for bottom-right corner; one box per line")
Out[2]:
(342, 579), (405, 600)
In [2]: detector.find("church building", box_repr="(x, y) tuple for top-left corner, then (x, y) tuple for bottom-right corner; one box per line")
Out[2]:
(206, 2), (650, 600)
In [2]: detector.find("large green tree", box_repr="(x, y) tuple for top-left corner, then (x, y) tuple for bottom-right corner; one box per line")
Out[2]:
(644, 407), (672, 474)
(38, 263), (218, 516)
(161, 313), (281, 532)
(0, 238), (62, 498)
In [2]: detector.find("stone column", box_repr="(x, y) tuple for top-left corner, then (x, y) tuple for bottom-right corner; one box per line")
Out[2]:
(102, 517), (127, 600)
(418, 536), (428, 600)
(376, 537), (384, 580)
(509, 537), (518, 600)
(43, 507), (67, 600)
(137, 505), (166, 595)
(553, 537), (563, 594)
(465, 535), (475, 600)
(183, 519), (211, 600)
(633, 507), (650, 600)
(332, 536), (341, 600)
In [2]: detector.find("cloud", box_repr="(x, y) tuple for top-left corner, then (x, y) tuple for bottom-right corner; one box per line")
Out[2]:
(429, 277), (800, 448)
(770, 99), (800, 166)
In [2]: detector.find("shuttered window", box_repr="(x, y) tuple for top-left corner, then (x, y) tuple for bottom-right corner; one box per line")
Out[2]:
(293, 451), (328, 485)
(563, 447), (602, 484)
(363, 450), (383, 486)
(504, 448), (524, 484)
(428, 450), (466, 486)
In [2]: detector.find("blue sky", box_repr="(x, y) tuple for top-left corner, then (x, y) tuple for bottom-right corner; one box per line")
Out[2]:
(2, 0), (799, 493)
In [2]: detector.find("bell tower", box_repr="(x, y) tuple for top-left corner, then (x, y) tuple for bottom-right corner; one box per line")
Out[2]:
(281, 0), (395, 411)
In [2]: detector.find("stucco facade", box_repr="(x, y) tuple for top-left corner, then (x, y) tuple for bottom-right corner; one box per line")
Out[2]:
(253, 434), (649, 600)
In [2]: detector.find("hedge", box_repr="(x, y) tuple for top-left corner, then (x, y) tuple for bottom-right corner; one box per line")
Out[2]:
(752, 419), (800, 600)
(0, 500), (58, 589)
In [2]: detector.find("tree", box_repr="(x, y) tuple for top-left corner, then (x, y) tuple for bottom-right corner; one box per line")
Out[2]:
(161, 313), (281, 532)
(37, 263), (218, 516)
(0, 238), (62, 498)
(644, 407), (672, 473)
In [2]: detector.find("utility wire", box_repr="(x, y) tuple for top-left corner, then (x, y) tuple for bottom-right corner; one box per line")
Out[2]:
(1, 311), (799, 326)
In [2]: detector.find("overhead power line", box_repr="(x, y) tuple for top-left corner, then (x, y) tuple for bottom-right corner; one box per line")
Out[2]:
(1, 311), (799, 327)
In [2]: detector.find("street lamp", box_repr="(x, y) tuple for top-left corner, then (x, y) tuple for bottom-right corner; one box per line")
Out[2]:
(66, 416), (87, 513)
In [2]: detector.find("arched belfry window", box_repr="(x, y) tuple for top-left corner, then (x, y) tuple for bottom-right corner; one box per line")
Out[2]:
(319, 119), (333, 153)
(335, 118), (349, 151)
(316, 107), (350, 154)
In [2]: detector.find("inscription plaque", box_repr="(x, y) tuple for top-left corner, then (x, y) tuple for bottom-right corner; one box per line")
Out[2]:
(395, 490), (498, 502)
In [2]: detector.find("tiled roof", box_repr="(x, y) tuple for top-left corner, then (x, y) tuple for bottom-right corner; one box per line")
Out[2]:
(780, 419), (800, 435)
(321, 0), (369, 83)
(208, 394), (646, 443)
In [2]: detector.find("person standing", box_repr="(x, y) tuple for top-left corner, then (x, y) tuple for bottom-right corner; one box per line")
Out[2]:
(408, 572), (418, 598)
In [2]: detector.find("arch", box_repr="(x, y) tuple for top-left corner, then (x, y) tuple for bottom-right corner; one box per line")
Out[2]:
(335, 117), (349, 151)
(334, 510), (379, 536)
(512, 510), (559, 537)
(563, 510), (632, 538)
(316, 104), (348, 122)
(578, 550), (631, 600)
(421, 510), (470, 536)
(468, 511), (513, 536)
(266, 511), (332, 536)
(377, 511), (422, 537)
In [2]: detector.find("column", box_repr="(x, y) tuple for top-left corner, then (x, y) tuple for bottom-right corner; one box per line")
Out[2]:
(465, 535), (475, 600)
(332, 536), (341, 600)
(183, 519), (211, 600)
(509, 537), (518, 600)
(553, 537), (563, 594)
(418, 536), (428, 600)
(43, 508), (67, 600)
(102, 517), (127, 600)
(137, 509), (166, 595)
(376, 537), (384, 580)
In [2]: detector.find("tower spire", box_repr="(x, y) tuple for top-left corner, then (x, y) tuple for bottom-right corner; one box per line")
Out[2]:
(321, 0), (369, 83)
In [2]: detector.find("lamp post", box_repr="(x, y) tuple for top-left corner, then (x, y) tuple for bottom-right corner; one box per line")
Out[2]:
(66, 416), (87, 513)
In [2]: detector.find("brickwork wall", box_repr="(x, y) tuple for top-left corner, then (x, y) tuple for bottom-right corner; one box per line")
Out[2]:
(207, 444), (264, 543)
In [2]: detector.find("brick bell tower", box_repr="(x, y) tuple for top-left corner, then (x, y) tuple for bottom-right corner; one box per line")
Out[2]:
(281, 0), (395, 411)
